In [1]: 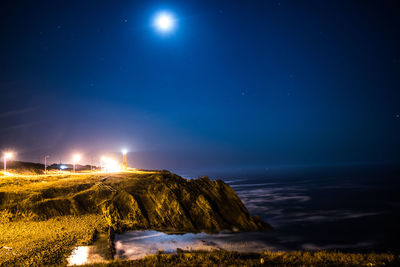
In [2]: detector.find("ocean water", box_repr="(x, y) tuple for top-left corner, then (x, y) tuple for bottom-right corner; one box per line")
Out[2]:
(114, 163), (400, 260)
(202, 163), (400, 252)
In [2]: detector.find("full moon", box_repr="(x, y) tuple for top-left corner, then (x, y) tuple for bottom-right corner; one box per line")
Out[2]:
(154, 12), (175, 32)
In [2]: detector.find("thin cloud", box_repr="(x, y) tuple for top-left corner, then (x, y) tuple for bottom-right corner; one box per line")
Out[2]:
(0, 107), (35, 118)
(0, 121), (42, 133)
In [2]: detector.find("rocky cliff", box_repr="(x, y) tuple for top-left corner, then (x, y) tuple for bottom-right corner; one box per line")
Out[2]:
(0, 171), (270, 232)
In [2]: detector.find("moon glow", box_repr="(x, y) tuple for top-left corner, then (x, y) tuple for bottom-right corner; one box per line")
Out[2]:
(154, 12), (175, 32)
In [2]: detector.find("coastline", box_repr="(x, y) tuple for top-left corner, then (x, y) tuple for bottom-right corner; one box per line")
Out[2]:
(0, 170), (269, 265)
(2, 168), (399, 266)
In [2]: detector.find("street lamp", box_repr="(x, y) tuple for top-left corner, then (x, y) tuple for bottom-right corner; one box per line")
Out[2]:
(73, 154), (81, 174)
(3, 152), (13, 176)
(44, 155), (50, 174)
(121, 149), (128, 169)
(100, 156), (119, 173)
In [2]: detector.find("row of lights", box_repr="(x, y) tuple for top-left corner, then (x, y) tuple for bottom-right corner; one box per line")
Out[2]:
(2, 149), (128, 176)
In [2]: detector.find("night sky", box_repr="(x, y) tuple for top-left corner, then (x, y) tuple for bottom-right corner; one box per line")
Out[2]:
(1, 1), (399, 172)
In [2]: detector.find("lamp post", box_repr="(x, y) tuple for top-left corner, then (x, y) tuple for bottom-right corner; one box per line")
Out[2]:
(73, 154), (81, 174)
(3, 152), (13, 176)
(121, 149), (128, 169)
(44, 155), (50, 174)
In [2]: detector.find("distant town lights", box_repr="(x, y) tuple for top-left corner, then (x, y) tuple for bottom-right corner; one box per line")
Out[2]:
(1, 147), (133, 176)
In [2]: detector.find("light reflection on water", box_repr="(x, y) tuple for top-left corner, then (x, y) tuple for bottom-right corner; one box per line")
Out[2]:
(115, 230), (275, 260)
(67, 246), (106, 266)
(67, 246), (89, 266)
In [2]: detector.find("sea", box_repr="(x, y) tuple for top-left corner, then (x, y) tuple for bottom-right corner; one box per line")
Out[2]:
(68, 163), (400, 264)
(180, 163), (400, 253)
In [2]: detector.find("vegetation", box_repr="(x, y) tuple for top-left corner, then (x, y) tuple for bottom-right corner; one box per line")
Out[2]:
(2, 161), (46, 175)
(84, 250), (400, 267)
(0, 214), (107, 266)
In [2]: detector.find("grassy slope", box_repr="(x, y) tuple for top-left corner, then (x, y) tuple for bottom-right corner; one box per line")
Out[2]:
(0, 173), (127, 266)
(0, 214), (107, 266)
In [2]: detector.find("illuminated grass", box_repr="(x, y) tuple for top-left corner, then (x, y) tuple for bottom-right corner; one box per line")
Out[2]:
(0, 172), (144, 265)
(0, 214), (107, 266)
(0, 171), (177, 266)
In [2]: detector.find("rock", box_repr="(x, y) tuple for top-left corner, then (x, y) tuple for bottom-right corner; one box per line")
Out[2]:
(2, 171), (272, 233)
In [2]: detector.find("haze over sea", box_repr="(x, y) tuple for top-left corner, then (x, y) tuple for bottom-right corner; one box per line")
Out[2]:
(174, 163), (400, 253)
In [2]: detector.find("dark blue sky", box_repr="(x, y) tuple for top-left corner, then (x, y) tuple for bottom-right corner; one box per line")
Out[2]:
(0, 0), (399, 172)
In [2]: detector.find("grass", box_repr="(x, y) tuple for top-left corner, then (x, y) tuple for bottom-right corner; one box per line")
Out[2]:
(83, 250), (400, 267)
(0, 171), (167, 266)
(0, 171), (158, 194)
(0, 214), (108, 266)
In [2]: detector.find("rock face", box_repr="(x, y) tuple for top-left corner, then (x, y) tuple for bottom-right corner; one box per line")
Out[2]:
(105, 174), (270, 232)
(0, 171), (271, 232)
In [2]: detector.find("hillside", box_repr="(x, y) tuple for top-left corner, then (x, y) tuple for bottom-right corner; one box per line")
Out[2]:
(2, 161), (93, 175)
(2, 161), (46, 175)
(0, 171), (269, 233)
(0, 170), (270, 265)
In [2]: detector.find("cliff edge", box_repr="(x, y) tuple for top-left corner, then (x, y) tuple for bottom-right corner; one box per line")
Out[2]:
(0, 171), (271, 232)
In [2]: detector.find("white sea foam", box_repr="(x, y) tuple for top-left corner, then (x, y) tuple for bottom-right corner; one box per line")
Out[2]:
(114, 231), (278, 260)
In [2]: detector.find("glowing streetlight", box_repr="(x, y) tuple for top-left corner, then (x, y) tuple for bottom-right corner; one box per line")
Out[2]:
(101, 156), (120, 173)
(3, 152), (13, 176)
(121, 149), (128, 169)
(72, 154), (81, 174)
(100, 156), (109, 173)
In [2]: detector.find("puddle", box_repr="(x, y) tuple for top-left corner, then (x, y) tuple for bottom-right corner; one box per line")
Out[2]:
(67, 246), (106, 266)
(67, 232), (111, 266)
